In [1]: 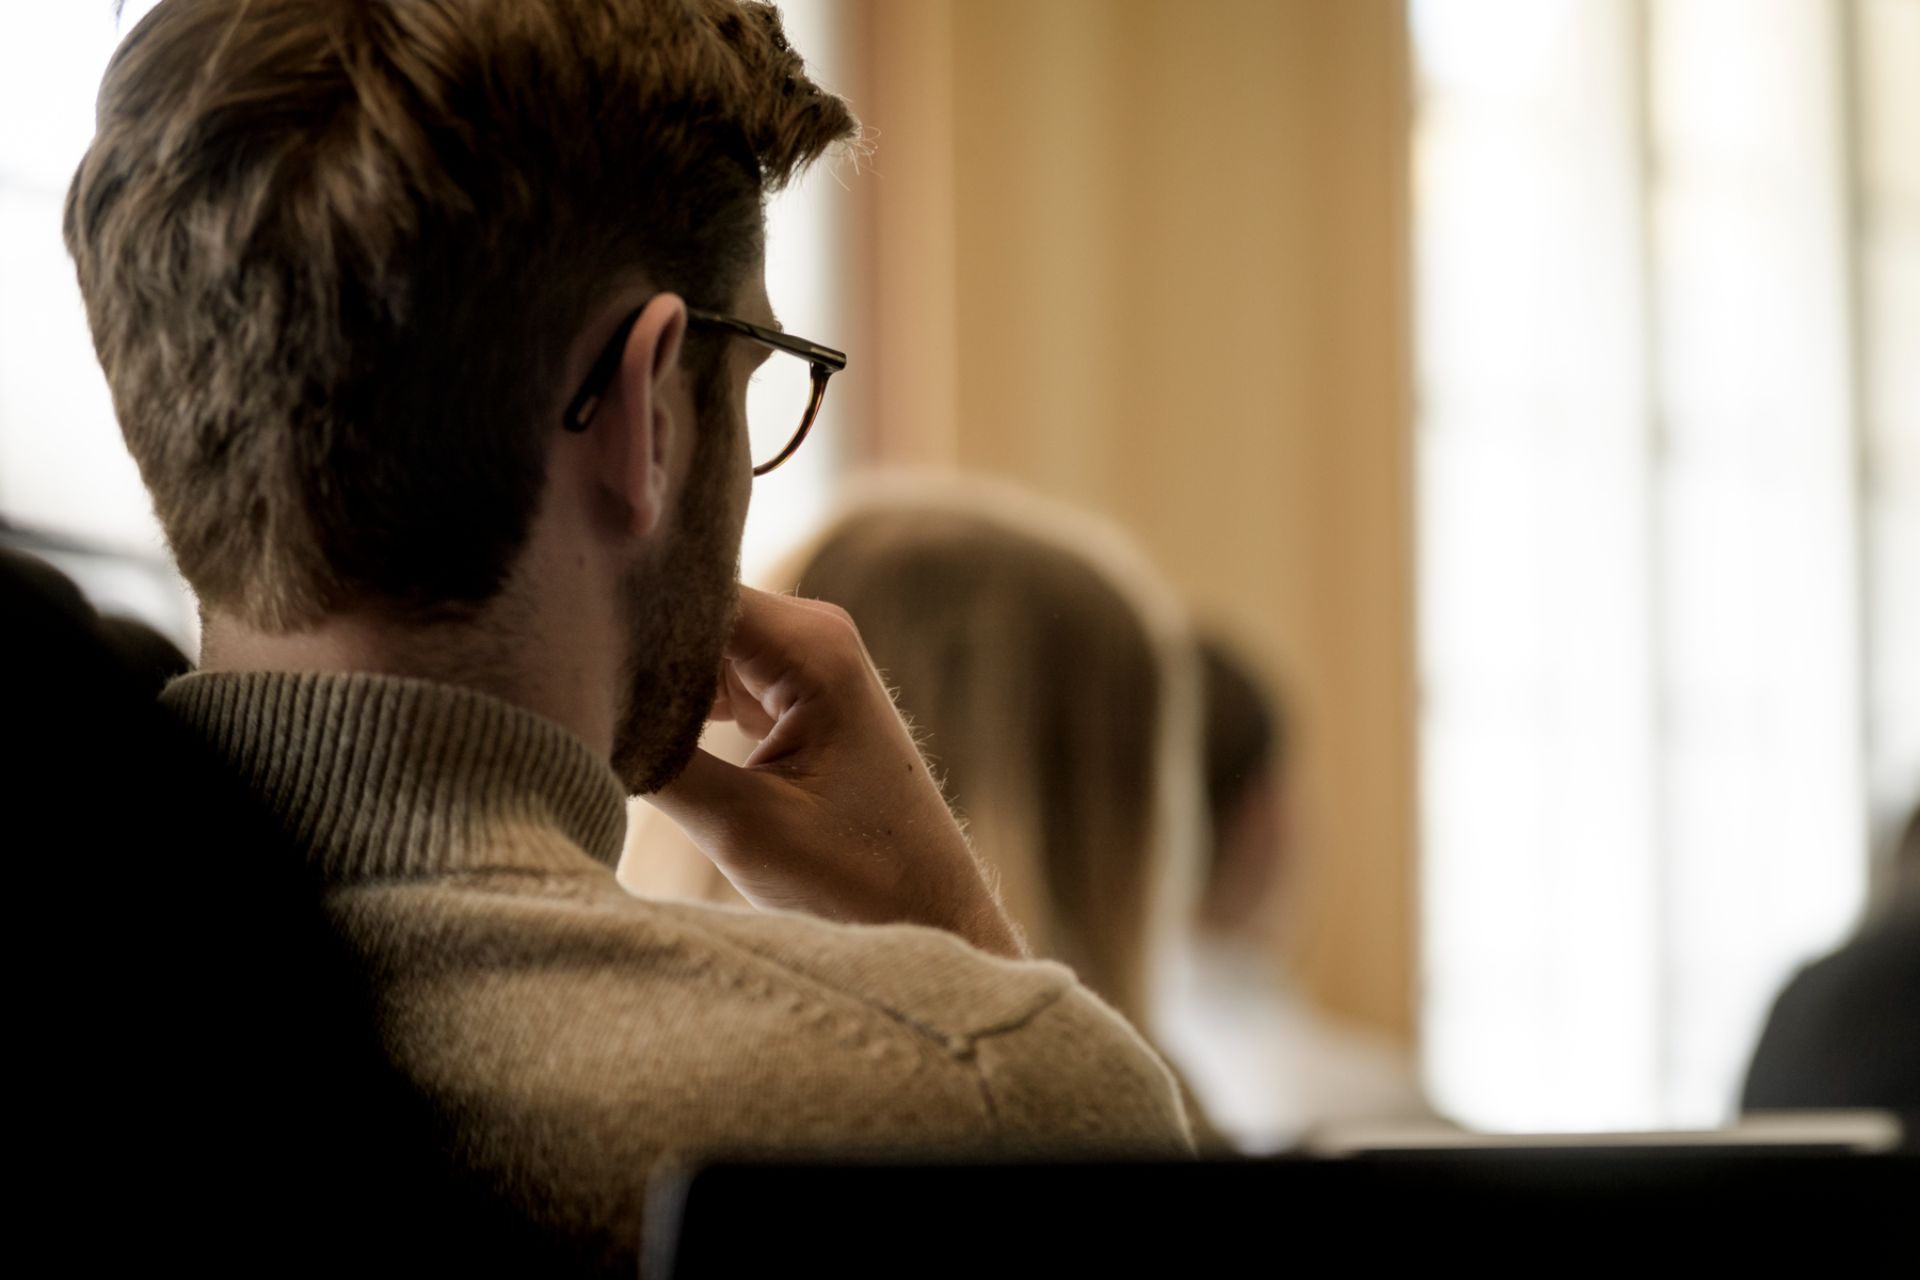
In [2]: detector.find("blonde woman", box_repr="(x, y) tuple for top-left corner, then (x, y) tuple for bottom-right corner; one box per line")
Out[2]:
(622, 474), (1202, 1042)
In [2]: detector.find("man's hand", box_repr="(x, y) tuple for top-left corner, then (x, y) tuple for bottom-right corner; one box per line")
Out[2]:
(648, 586), (1027, 960)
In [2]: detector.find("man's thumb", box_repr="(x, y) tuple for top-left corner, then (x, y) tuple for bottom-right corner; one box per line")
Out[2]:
(646, 746), (765, 850)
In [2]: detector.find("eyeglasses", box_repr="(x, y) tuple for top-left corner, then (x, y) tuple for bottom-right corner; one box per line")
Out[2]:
(562, 302), (848, 477)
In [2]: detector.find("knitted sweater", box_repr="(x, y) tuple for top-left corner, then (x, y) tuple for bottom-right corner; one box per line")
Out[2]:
(160, 671), (1191, 1267)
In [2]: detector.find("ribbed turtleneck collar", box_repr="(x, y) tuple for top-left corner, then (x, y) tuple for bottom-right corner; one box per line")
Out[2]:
(161, 671), (628, 880)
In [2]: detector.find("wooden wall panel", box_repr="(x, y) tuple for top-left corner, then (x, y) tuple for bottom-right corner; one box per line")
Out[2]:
(839, 0), (1417, 1043)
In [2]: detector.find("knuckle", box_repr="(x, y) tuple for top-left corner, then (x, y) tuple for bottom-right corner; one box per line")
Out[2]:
(806, 604), (863, 656)
(809, 601), (858, 633)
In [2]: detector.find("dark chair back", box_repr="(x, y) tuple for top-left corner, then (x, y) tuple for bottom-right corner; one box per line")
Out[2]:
(647, 1146), (1915, 1277)
(5, 550), (544, 1273)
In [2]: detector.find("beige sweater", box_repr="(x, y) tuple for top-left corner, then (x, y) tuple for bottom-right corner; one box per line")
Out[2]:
(161, 671), (1190, 1264)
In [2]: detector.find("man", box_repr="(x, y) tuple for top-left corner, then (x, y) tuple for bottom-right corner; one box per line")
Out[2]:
(64, 0), (1189, 1269)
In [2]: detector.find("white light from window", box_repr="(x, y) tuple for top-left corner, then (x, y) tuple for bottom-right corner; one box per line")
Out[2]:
(1413, 0), (1882, 1131)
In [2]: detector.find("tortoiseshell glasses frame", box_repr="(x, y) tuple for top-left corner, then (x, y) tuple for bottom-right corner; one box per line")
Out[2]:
(561, 302), (848, 477)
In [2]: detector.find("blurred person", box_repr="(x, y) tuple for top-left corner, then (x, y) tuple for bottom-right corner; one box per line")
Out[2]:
(0, 546), (190, 689)
(64, 1), (1187, 1270)
(95, 614), (192, 689)
(1900, 804), (1920, 903)
(1742, 803), (1920, 1127)
(764, 476), (1206, 1036)
(1155, 639), (1430, 1153)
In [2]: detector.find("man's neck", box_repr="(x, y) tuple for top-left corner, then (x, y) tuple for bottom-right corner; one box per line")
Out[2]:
(199, 593), (618, 763)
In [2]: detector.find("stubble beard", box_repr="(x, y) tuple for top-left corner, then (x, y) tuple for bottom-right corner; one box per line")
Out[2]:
(609, 399), (744, 796)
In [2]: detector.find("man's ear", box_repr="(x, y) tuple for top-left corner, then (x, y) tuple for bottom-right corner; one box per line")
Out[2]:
(604, 293), (688, 538)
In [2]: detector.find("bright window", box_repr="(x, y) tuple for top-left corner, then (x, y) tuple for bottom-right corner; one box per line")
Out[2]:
(0, 1), (187, 638)
(740, 0), (854, 584)
(1413, 0), (1918, 1130)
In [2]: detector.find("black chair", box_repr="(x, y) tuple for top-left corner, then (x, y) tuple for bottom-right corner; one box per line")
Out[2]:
(647, 1142), (1916, 1276)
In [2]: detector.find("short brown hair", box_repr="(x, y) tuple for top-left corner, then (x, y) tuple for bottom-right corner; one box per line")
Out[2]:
(67, 0), (855, 628)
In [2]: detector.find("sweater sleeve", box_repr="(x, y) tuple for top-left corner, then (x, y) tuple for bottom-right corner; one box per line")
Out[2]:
(970, 985), (1196, 1156)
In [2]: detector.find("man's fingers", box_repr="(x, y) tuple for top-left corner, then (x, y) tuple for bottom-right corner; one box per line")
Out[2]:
(698, 583), (879, 772)
(722, 586), (790, 660)
(724, 586), (869, 707)
(725, 586), (860, 668)
(720, 662), (776, 739)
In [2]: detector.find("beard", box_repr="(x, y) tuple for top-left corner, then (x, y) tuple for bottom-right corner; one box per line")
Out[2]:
(609, 398), (744, 795)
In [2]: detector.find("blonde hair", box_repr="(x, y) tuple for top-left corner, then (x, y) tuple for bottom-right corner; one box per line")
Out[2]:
(782, 474), (1201, 1029)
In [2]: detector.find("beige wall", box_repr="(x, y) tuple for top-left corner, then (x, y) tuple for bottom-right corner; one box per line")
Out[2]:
(834, 0), (1417, 1043)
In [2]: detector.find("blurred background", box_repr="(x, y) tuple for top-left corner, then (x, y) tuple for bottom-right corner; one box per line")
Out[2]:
(3, 0), (1914, 1134)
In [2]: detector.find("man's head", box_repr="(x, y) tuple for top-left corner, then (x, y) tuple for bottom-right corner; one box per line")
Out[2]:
(65, 0), (855, 789)
(1197, 637), (1291, 936)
